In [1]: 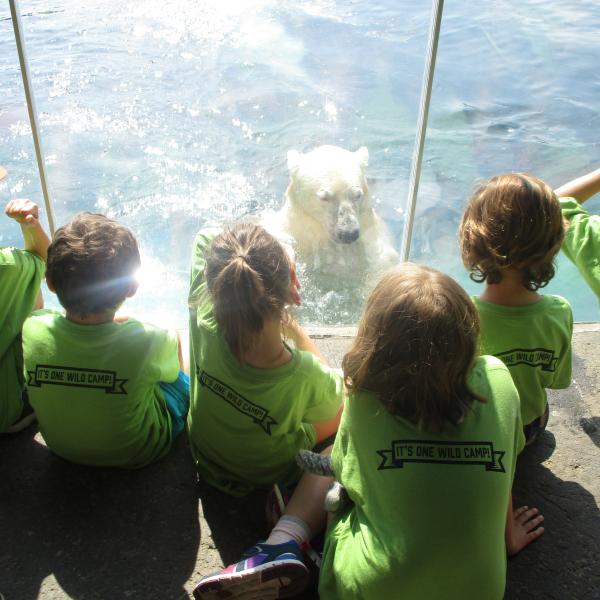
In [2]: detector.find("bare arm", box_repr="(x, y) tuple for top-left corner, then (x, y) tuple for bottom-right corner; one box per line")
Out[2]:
(554, 167), (600, 205)
(313, 405), (343, 443)
(5, 199), (51, 261)
(283, 319), (328, 365)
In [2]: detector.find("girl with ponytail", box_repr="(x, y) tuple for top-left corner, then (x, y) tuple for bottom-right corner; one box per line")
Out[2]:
(187, 223), (344, 498)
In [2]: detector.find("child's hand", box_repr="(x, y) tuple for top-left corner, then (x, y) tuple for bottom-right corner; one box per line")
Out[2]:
(506, 505), (545, 556)
(5, 199), (40, 228)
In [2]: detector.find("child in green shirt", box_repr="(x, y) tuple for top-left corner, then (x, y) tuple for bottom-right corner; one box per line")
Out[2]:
(554, 166), (600, 301)
(23, 213), (189, 467)
(1, 198), (50, 433)
(460, 173), (573, 444)
(187, 223), (344, 496)
(194, 264), (544, 600)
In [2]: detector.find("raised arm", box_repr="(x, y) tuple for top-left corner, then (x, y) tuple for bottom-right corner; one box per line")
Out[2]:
(554, 167), (600, 205)
(5, 199), (51, 261)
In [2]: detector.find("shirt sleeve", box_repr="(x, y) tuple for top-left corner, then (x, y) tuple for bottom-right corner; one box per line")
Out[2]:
(559, 197), (600, 300)
(0, 248), (45, 354)
(550, 299), (573, 390)
(302, 357), (345, 423)
(331, 398), (350, 482)
(149, 327), (180, 383)
(188, 228), (221, 330)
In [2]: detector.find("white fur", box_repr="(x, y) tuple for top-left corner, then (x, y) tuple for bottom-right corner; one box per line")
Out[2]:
(265, 145), (398, 278)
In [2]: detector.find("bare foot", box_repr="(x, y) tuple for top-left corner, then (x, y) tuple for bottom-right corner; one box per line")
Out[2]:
(507, 505), (545, 556)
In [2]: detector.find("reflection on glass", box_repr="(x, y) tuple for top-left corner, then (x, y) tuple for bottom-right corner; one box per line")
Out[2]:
(1, 0), (598, 326)
(413, 0), (600, 321)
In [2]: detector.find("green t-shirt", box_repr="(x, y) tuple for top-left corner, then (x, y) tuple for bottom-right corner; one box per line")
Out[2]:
(560, 196), (600, 301)
(319, 356), (523, 600)
(23, 310), (179, 467)
(473, 295), (572, 426)
(0, 247), (45, 432)
(188, 229), (344, 496)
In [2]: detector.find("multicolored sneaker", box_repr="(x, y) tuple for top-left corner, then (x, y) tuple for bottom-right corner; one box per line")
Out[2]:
(193, 540), (309, 599)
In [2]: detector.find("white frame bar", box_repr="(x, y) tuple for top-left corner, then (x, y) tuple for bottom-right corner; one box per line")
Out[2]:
(9, 0), (56, 234)
(400, 0), (444, 261)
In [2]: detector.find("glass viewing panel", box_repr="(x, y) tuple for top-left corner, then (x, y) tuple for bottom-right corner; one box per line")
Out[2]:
(1, 0), (598, 327)
(414, 0), (600, 321)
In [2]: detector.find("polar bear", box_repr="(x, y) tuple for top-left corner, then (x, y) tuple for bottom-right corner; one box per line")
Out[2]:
(267, 145), (398, 280)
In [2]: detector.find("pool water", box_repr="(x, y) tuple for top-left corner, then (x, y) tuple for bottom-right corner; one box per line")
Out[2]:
(1, 0), (599, 326)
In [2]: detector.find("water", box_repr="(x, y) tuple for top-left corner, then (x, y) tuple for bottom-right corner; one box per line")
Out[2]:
(1, 0), (599, 327)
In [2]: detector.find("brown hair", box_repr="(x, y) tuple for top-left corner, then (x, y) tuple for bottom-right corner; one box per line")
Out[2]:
(47, 213), (141, 316)
(342, 263), (482, 432)
(205, 223), (292, 362)
(459, 173), (564, 291)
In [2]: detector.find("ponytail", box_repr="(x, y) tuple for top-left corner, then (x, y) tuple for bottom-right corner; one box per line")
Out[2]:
(206, 223), (292, 362)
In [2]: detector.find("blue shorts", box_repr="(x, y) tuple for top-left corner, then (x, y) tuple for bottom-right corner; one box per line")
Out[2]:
(160, 371), (190, 440)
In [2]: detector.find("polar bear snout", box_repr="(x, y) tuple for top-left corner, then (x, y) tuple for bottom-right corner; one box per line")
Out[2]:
(333, 201), (360, 244)
(336, 224), (360, 244)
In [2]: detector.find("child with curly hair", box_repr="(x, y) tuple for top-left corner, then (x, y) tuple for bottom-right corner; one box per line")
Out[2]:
(460, 174), (573, 443)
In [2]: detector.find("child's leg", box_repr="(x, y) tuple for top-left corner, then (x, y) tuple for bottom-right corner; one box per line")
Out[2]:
(523, 403), (550, 445)
(5, 390), (36, 434)
(193, 449), (332, 600)
(505, 494), (545, 556)
(159, 372), (190, 439)
(265, 465), (332, 546)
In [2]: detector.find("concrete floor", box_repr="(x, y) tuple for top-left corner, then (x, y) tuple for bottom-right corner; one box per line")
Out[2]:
(0, 324), (598, 600)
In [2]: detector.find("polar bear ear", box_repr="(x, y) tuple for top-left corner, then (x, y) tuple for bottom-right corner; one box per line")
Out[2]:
(287, 150), (301, 177)
(355, 146), (369, 169)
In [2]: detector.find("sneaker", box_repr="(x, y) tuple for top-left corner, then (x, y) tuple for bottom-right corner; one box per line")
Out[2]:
(193, 540), (309, 599)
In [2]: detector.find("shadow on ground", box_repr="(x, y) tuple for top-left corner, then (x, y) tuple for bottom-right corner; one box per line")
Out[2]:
(199, 482), (320, 599)
(0, 426), (199, 600)
(506, 430), (600, 600)
(2, 328), (599, 599)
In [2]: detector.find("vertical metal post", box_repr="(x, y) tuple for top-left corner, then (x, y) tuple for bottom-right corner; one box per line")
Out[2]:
(9, 0), (56, 235)
(400, 0), (444, 261)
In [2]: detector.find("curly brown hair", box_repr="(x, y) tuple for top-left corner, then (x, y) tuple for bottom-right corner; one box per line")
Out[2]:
(342, 263), (483, 432)
(205, 223), (293, 362)
(47, 213), (141, 316)
(459, 173), (564, 291)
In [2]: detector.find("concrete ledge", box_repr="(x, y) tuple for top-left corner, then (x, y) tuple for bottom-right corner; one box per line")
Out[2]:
(0, 328), (598, 599)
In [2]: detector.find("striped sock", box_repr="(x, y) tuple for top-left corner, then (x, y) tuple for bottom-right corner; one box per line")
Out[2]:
(265, 515), (312, 547)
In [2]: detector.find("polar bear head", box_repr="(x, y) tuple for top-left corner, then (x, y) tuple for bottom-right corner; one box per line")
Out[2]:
(285, 145), (371, 245)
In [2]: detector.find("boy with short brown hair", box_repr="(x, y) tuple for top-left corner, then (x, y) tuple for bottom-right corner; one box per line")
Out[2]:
(23, 212), (189, 467)
(460, 173), (573, 444)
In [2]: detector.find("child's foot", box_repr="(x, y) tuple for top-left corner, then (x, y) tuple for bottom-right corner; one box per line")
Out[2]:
(193, 540), (309, 599)
(507, 505), (545, 556)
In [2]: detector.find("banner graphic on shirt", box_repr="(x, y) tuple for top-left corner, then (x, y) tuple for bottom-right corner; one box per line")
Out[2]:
(27, 364), (127, 394)
(495, 347), (558, 372)
(198, 368), (277, 435)
(377, 440), (505, 473)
